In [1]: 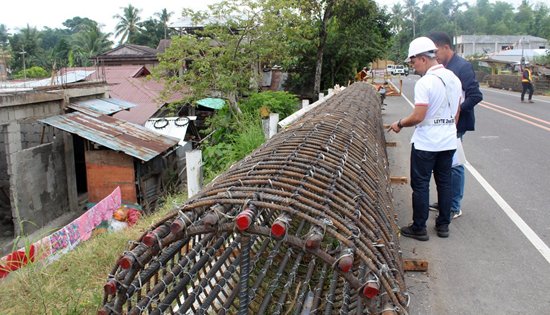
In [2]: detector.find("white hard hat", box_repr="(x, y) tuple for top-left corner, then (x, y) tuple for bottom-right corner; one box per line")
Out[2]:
(405, 37), (438, 62)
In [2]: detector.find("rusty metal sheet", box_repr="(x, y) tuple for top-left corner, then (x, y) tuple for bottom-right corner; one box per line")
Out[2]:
(39, 112), (179, 162)
(68, 98), (136, 115)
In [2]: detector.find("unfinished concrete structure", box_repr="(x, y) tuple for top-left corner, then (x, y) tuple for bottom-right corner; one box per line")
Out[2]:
(0, 85), (109, 240)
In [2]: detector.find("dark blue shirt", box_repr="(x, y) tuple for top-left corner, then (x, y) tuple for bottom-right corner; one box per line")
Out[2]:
(445, 54), (483, 132)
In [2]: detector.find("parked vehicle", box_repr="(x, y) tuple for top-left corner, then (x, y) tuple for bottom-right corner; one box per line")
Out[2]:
(393, 65), (406, 75)
(386, 65), (395, 75)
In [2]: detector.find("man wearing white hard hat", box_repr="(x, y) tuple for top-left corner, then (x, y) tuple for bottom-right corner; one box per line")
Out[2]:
(388, 36), (462, 241)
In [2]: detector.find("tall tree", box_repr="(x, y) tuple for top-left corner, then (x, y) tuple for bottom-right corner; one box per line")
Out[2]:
(9, 25), (42, 72)
(113, 4), (143, 45)
(133, 18), (164, 47)
(155, 1), (271, 114)
(70, 24), (113, 66)
(405, 0), (420, 37)
(155, 8), (174, 39)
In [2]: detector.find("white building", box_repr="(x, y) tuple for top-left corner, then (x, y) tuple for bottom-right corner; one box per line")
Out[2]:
(454, 35), (548, 57)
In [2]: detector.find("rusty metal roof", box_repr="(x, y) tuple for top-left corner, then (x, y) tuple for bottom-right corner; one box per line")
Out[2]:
(68, 98), (136, 115)
(39, 112), (179, 162)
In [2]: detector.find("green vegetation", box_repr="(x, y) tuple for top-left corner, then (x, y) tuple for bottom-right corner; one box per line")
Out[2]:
(13, 66), (49, 79)
(386, 0), (550, 62)
(239, 91), (299, 119)
(201, 91), (298, 182)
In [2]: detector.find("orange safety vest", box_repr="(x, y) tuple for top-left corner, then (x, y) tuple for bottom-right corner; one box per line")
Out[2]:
(522, 69), (532, 83)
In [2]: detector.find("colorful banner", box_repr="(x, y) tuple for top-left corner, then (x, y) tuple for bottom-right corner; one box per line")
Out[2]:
(0, 187), (121, 278)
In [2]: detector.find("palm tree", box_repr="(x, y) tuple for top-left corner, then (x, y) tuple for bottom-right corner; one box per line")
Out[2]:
(390, 4), (405, 34)
(405, 0), (419, 37)
(155, 8), (173, 39)
(113, 4), (142, 45)
(71, 24), (113, 66)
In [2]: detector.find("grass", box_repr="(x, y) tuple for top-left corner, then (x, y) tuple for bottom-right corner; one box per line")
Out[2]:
(0, 194), (187, 315)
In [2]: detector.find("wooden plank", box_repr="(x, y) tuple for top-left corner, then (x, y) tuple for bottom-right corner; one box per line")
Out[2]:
(403, 259), (429, 272)
(390, 176), (408, 184)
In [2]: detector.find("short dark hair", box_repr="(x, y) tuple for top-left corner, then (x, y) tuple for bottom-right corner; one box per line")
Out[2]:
(428, 32), (453, 50)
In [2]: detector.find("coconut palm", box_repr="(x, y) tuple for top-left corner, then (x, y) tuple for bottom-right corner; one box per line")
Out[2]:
(71, 24), (113, 66)
(155, 8), (173, 39)
(113, 4), (142, 45)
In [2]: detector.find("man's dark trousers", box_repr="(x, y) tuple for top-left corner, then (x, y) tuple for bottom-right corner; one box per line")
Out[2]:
(521, 82), (534, 101)
(410, 144), (455, 230)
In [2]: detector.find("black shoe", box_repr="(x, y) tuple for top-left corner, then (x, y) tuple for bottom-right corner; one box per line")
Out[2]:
(429, 202), (439, 212)
(435, 224), (449, 238)
(400, 225), (429, 241)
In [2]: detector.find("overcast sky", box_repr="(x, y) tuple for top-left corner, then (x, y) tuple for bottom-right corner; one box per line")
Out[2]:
(1, 0), (221, 36)
(0, 0), (537, 40)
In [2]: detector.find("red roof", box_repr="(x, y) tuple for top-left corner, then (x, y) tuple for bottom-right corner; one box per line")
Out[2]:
(64, 65), (186, 125)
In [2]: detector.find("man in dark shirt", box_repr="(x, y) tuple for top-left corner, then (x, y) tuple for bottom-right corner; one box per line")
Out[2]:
(428, 32), (483, 220)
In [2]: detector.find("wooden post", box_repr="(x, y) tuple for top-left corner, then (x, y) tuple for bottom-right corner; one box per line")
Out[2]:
(186, 150), (203, 198)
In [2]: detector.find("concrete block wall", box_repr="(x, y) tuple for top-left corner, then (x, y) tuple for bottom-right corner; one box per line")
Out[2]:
(0, 86), (108, 237)
(487, 74), (550, 94)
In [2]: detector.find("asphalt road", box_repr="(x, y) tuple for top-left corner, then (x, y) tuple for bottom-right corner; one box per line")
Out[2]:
(383, 75), (550, 314)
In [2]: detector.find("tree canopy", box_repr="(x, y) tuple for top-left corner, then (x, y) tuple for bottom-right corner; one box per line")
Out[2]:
(385, 0), (550, 62)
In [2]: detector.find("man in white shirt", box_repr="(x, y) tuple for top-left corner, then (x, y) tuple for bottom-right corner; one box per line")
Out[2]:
(388, 37), (462, 240)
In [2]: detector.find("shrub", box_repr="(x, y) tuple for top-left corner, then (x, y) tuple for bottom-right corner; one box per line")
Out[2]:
(239, 91), (299, 120)
(201, 109), (265, 182)
(13, 66), (49, 79)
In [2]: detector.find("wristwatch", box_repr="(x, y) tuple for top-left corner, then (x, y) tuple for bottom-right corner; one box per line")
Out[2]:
(397, 119), (403, 129)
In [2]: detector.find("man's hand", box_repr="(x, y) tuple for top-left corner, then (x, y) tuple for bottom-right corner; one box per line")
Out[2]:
(388, 120), (402, 133)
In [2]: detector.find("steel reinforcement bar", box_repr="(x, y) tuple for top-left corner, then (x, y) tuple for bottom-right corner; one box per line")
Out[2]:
(99, 82), (409, 315)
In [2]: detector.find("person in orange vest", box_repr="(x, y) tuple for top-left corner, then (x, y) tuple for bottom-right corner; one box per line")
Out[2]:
(521, 65), (535, 103)
(355, 67), (369, 81)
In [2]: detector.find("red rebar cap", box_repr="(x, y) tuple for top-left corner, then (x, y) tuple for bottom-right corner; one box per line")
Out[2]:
(236, 212), (253, 231)
(363, 281), (380, 299)
(305, 234), (322, 249)
(170, 219), (184, 234)
(104, 280), (117, 295)
(118, 255), (133, 270)
(338, 256), (354, 273)
(142, 233), (157, 247)
(271, 221), (287, 239)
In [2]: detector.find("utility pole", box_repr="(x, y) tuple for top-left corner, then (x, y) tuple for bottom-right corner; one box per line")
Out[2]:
(19, 49), (27, 86)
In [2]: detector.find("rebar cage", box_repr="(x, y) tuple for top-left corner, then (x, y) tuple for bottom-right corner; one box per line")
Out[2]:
(100, 82), (409, 315)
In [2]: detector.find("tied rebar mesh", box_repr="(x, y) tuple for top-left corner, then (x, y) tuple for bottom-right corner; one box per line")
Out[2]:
(100, 82), (409, 315)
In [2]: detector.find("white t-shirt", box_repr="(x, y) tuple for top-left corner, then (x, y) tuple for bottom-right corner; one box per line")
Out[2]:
(411, 64), (462, 152)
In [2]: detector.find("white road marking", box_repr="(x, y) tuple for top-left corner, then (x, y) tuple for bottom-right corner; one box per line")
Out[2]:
(480, 87), (550, 104)
(395, 84), (550, 265)
(466, 164), (550, 264)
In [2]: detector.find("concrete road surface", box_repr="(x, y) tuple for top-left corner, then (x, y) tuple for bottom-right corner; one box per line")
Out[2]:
(383, 75), (550, 314)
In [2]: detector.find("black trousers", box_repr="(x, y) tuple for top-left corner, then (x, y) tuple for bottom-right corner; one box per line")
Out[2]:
(521, 82), (534, 101)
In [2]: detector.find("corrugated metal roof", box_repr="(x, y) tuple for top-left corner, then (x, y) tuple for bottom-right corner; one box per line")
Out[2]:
(0, 70), (95, 91)
(39, 112), (179, 162)
(68, 98), (136, 115)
